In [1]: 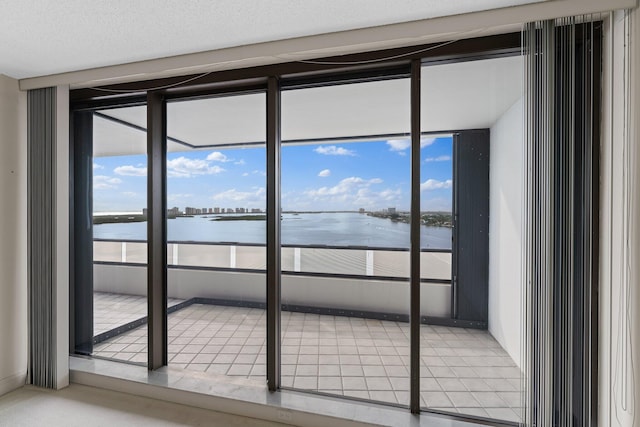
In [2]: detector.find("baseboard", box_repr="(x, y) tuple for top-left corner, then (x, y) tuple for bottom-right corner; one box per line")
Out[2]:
(0, 371), (27, 397)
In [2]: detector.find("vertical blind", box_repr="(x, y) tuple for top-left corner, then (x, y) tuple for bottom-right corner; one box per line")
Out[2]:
(28, 87), (57, 389)
(522, 17), (599, 426)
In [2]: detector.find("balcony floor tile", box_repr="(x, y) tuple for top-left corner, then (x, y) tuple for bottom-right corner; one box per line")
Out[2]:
(92, 295), (522, 423)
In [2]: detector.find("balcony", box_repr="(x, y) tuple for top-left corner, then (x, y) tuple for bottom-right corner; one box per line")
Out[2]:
(91, 240), (522, 422)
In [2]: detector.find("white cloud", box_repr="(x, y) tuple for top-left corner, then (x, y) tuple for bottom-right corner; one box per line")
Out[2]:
(420, 137), (437, 148)
(305, 177), (374, 197)
(386, 139), (410, 153)
(300, 176), (401, 210)
(234, 159), (246, 165)
(421, 196), (452, 211)
(420, 179), (452, 191)
(212, 187), (266, 204)
(122, 191), (137, 197)
(318, 169), (331, 177)
(93, 163), (104, 170)
(168, 193), (194, 202)
(304, 177), (386, 200)
(167, 157), (225, 178)
(94, 175), (122, 190)
(252, 170), (266, 176)
(114, 165), (147, 176)
(314, 145), (356, 156)
(206, 151), (231, 162)
(378, 188), (402, 200)
(424, 155), (451, 162)
(386, 138), (441, 154)
(242, 172), (249, 177)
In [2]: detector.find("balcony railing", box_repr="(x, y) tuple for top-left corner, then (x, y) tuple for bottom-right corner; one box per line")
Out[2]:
(94, 239), (452, 281)
(93, 239), (453, 318)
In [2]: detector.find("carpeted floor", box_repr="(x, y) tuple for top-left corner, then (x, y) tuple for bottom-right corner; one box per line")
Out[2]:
(0, 384), (289, 427)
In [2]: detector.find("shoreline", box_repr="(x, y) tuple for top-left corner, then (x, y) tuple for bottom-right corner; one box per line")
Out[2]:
(93, 211), (453, 227)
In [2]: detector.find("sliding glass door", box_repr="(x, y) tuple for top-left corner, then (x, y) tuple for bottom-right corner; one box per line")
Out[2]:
(280, 77), (411, 405)
(90, 105), (149, 365)
(164, 93), (267, 383)
(419, 57), (524, 422)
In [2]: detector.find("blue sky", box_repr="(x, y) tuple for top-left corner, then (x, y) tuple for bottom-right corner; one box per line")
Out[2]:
(92, 136), (453, 213)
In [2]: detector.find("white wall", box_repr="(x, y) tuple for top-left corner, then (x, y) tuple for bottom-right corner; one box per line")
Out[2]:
(0, 74), (27, 396)
(488, 97), (523, 366)
(599, 10), (640, 427)
(55, 85), (70, 389)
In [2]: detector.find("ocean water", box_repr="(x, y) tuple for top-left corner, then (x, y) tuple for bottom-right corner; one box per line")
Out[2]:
(93, 212), (452, 249)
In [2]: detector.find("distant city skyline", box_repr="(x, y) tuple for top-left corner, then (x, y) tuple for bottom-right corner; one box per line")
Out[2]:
(92, 136), (453, 213)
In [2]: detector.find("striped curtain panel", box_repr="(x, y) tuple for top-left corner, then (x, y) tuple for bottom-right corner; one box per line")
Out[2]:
(522, 17), (599, 426)
(28, 87), (58, 389)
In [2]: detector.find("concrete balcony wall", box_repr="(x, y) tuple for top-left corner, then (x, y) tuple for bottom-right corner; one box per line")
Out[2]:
(93, 240), (453, 318)
(93, 241), (452, 317)
(94, 264), (450, 318)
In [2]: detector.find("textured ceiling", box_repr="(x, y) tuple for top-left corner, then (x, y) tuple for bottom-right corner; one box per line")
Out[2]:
(0, 0), (543, 79)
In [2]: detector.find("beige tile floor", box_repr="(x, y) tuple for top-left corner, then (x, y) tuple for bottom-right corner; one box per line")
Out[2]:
(94, 292), (184, 335)
(93, 293), (523, 423)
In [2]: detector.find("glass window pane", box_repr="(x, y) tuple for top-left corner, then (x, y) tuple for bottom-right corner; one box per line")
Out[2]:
(281, 78), (411, 406)
(282, 79), (410, 141)
(91, 106), (148, 365)
(165, 93), (267, 383)
(420, 56), (524, 423)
